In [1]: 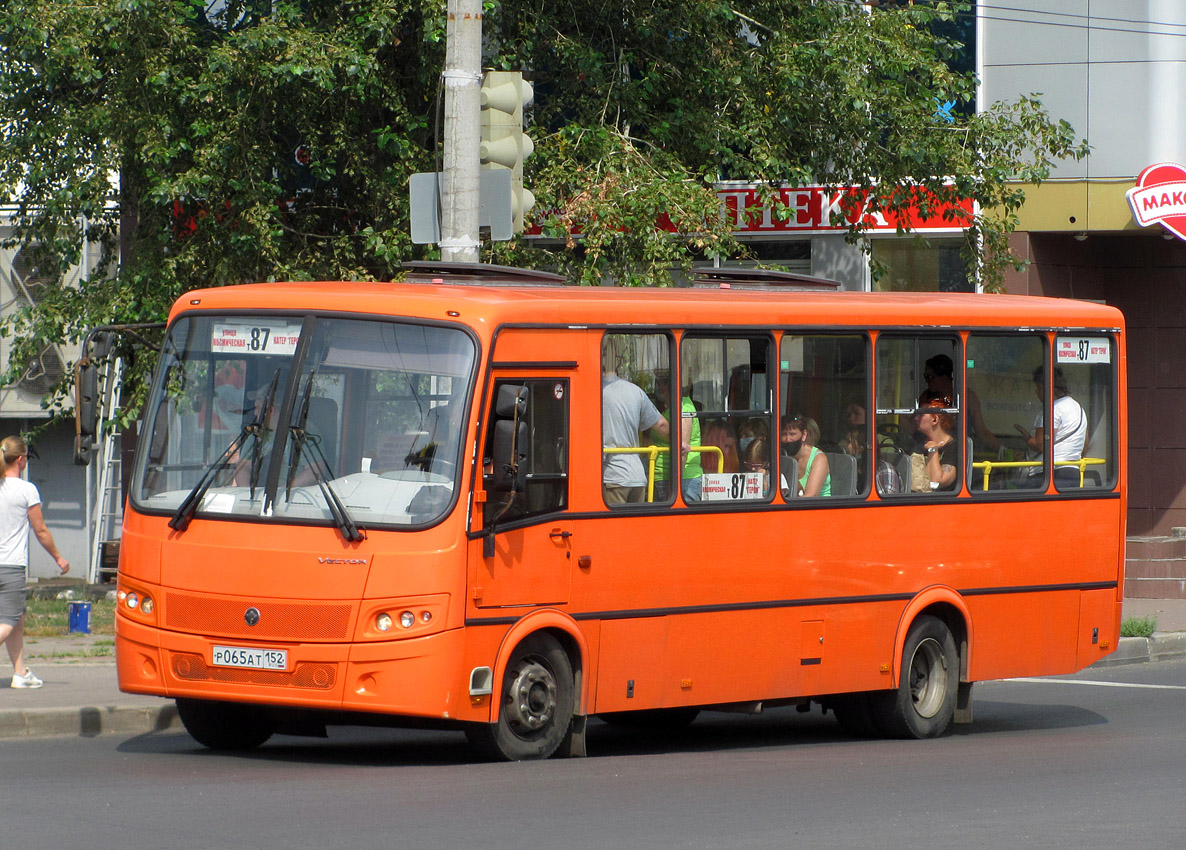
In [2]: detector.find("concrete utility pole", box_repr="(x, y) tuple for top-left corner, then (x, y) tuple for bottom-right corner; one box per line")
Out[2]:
(440, 0), (482, 263)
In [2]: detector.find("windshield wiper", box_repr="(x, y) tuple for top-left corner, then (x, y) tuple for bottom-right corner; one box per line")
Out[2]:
(285, 370), (316, 502)
(169, 369), (279, 532)
(288, 429), (365, 543)
(247, 370), (281, 501)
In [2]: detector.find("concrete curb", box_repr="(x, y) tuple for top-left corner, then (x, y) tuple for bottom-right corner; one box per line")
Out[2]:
(0, 703), (179, 740)
(1092, 633), (1186, 667)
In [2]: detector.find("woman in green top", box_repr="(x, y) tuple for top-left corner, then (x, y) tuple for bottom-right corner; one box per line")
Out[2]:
(781, 415), (831, 497)
(650, 372), (702, 502)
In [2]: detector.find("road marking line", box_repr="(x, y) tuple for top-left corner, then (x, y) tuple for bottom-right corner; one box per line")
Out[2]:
(1006, 678), (1186, 690)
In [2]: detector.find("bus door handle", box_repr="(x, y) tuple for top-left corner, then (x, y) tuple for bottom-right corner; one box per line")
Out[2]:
(549, 528), (572, 541)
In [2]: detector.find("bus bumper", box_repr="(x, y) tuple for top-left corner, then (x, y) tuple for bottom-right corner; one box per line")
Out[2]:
(116, 615), (483, 722)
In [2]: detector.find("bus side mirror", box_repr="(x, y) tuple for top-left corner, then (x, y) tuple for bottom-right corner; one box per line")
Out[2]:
(489, 420), (527, 493)
(74, 358), (99, 466)
(76, 359), (99, 439)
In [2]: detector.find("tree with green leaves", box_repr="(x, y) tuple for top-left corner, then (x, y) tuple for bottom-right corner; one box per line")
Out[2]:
(0, 0), (1085, 416)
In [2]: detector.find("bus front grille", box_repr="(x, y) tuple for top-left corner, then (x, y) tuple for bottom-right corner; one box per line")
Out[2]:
(170, 652), (337, 690)
(165, 592), (352, 641)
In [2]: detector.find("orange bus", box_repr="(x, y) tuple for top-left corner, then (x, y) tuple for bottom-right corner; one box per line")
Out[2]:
(106, 263), (1126, 759)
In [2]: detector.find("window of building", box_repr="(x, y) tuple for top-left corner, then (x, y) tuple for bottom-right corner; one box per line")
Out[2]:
(871, 238), (972, 293)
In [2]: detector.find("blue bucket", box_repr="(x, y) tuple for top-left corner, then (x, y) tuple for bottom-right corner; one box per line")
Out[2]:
(67, 601), (92, 634)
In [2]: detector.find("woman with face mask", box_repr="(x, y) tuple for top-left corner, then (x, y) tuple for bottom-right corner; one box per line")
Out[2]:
(780, 415), (831, 497)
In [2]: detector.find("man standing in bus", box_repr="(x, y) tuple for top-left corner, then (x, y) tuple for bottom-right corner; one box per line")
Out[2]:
(601, 339), (675, 505)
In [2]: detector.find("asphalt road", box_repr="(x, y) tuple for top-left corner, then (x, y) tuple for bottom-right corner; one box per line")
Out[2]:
(6, 660), (1186, 850)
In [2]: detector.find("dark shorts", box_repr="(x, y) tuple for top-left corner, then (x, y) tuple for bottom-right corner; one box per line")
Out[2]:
(0, 564), (27, 627)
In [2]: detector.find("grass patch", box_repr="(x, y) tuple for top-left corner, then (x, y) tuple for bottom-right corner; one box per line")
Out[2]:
(23, 597), (116, 637)
(1120, 615), (1158, 638)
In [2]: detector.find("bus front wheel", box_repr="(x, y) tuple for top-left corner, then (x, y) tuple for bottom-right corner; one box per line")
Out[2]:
(873, 615), (959, 739)
(467, 633), (575, 761)
(176, 698), (276, 751)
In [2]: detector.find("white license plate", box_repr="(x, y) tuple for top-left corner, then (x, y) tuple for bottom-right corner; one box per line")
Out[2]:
(211, 645), (288, 671)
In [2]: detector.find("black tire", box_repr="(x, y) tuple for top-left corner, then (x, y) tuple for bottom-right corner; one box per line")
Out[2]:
(176, 698), (277, 751)
(596, 707), (701, 731)
(872, 615), (959, 739)
(466, 633), (575, 761)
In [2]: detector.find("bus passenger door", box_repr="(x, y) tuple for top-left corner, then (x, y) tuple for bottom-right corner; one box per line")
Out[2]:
(471, 376), (572, 608)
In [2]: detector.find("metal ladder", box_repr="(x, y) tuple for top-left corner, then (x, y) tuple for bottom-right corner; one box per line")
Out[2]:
(85, 356), (125, 584)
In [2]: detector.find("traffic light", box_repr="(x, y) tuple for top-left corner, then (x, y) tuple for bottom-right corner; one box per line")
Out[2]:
(480, 71), (535, 233)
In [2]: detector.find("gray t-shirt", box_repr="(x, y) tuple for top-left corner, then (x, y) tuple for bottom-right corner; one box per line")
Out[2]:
(602, 376), (663, 487)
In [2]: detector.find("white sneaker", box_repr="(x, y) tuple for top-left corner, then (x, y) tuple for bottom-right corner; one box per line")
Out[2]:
(11, 669), (43, 689)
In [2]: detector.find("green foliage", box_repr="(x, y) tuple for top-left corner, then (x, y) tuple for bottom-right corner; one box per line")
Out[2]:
(1120, 615), (1158, 638)
(0, 0), (1086, 416)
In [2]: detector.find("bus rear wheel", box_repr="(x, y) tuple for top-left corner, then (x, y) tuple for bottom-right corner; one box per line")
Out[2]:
(176, 698), (276, 751)
(873, 615), (959, 739)
(467, 633), (575, 761)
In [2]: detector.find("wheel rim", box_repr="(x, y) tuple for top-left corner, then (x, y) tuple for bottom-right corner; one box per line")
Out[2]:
(504, 658), (558, 738)
(908, 637), (949, 719)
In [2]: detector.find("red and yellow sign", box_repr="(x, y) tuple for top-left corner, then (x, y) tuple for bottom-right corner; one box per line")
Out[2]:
(1127, 162), (1186, 241)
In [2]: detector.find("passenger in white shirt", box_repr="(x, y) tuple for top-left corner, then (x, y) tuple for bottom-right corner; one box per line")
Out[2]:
(1015, 366), (1086, 487)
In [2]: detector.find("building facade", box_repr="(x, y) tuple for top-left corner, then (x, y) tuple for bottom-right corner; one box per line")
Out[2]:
(981, 1), (1186, 540)
(0, 222), (88, 579)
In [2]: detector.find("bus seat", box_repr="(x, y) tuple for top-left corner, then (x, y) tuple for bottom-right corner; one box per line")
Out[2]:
(824, 452), (857, 497)
(966, 438), (976, 491)
(893, 451), (910, 492)
(1083, 469), (1103, 487)
(779, 456), (798, 499)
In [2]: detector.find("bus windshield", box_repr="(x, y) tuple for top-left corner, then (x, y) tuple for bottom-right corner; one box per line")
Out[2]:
(131, 314), (476, 529)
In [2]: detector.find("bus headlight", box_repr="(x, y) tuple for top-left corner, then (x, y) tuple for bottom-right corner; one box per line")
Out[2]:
(140, 596), (155, 615)
(400, 611), (415, 629)
(125, 592), (139, 610)
(375, 613), (393, 632)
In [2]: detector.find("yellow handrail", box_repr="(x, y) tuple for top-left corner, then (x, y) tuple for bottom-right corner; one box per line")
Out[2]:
(970, 456), (1107, 490)
(603, 445), (724, 501)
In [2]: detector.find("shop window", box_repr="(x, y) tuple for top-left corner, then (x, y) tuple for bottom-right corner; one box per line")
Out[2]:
(871, 238), (972, 293)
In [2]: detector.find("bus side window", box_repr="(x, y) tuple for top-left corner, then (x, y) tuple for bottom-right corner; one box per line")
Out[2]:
(779, 334), (868, 498)
(681, 334), (773, 503)
(602, 332), (674, 507)
(1051, 336), (1117, 492)
(966, 334), (1046, 493)
(484, 379), (569, 524)
(876, 335), (962, 495)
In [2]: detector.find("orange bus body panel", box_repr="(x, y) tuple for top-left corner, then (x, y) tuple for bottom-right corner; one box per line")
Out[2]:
(116, 281), (1126, 738)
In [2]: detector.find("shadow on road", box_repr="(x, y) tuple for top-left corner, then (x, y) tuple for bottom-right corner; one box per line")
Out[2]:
(114, 697), (1107, 766)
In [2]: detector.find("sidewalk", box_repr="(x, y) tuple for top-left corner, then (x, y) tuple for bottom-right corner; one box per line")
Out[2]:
(0, 632), (179, 739)
(2, 597), (1185, 741)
